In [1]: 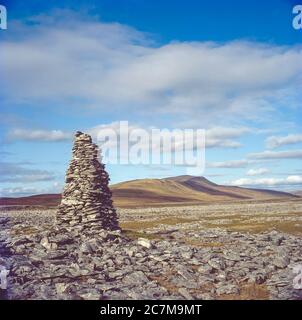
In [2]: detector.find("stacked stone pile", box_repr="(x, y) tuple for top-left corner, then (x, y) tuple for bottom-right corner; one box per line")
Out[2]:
(57, 131), (119, 230)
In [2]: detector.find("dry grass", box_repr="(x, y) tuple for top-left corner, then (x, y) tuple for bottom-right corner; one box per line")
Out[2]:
(217, 283), (270, 300)
(120, 217), (196, 231)
(10, 225), (40, 236)
(148, 269), (216, 297)
(151, 271), (270, 300)
(204, 220), (302, 236)
(149, 273), (182, 296)
(184, 239), (225, 248)
(121, 229), (160, 240)
(118, 199), (302, 236)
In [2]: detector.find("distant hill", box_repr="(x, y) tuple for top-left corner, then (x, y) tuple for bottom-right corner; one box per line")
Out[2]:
(0, 175), (298, 208)
(0, 194), (61, 207)
(111, 175), (297, 207)
(292, 190), (302, 197)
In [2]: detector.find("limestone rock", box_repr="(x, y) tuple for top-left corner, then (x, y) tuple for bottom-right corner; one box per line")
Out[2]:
(137, 238), (152, 249)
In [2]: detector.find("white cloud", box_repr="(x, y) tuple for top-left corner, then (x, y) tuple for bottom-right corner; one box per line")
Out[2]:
(205, 127), (249, 148)
(247, 168), (270, 176)
(266, 134), (302, 149)
(206, 127), (250, 139)
(248, 149), (302, 160)
(228, 175), (302, 187)
(0, 162), (55, 183)
(1, 11), (302, 126)
(0, 186), (43, 197)
(7, 122), (247, 151)
(206, 139), (242, 148)
(90, 122), (247, 151)
(7, 128), (72, 142)
(207, 159), (251, 168)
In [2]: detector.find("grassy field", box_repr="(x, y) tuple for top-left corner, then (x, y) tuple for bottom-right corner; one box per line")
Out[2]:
(118, 198), (302, 238)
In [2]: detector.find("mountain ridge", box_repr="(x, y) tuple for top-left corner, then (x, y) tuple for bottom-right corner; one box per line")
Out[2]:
(292, 190), (302, 196)
(0, 175), (299, 208)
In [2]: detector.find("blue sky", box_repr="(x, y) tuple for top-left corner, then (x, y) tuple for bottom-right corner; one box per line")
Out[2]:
(0, 0), (302, 196)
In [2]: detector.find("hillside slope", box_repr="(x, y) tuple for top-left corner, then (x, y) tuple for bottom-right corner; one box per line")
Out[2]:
(111, 175), (297, 207)
(293, 190), (302, 197)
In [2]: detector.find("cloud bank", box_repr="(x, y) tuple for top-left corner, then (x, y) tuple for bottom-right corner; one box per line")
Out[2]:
(247, 168), (270, 176)
(266, 134), (302, 149)
(0, 162), (55, 183)
(229, 175), (302, 188)
(6, 123), (248, 150)
(1, 10), (302, 126)
(248, 150), (302, 160)
(7, 129), (72, 142)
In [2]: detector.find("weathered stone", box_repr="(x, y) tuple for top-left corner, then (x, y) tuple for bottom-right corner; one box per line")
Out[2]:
(137, 238), (152, 249)
(216, 284), (240, 295)
(273, 256), (290, 269)
(55, 283), (67, 294)
(40, 237), (57, 251)
(122, 271), (149, 285)
(178, 287), (194, 300)
(248, 272), (267, 284)
(208, 258), (226, 270)
(197, 265), (213, 274)
(79, 290), (101, 300)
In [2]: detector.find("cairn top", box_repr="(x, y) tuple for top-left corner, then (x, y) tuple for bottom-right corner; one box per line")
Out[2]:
(74, 131), (92, 143)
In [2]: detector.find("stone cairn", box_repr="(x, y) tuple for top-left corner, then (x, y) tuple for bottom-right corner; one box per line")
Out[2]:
(57, 131), (119, 231)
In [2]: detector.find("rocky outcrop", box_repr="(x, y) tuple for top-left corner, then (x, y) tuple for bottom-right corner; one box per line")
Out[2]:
(1, 210), (302, 300)
(57, 131), (119, 231)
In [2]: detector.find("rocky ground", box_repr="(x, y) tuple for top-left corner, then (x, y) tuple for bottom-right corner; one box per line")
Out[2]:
(0, 200), (302, 300)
